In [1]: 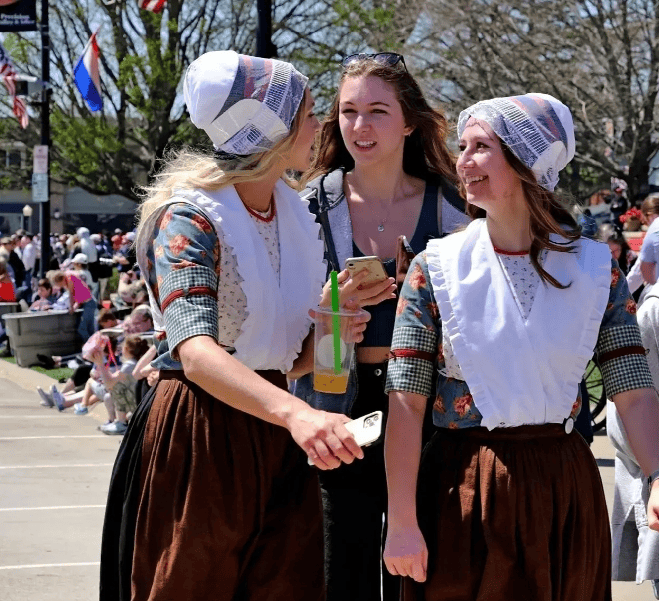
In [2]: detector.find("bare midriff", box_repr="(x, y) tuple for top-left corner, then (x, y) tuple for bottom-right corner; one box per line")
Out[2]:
(356, 346), (390, 364)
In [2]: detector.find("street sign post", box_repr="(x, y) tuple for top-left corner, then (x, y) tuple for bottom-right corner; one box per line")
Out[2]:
(31, 172), (48, 202)
(33, 144), (47, 174)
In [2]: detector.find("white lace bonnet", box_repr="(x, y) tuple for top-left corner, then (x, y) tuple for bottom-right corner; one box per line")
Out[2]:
(457, 93), (576, 191)
(183, 50), (308, 156)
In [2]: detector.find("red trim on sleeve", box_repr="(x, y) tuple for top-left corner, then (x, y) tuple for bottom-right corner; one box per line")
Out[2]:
(388, 349), (436, 362)
(598, 346), (647, 364)
(160, 286), (217, 313)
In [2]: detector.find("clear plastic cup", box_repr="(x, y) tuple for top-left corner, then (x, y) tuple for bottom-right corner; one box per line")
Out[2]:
(313, 306), (365, 394)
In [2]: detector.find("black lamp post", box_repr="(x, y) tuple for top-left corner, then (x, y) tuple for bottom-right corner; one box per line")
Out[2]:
(38, 0), (50, 279)
(22, 204), (32, 231)
(256, 0), (276, 58)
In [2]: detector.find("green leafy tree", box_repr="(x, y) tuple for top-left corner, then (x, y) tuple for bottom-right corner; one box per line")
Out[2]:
(0, 0), (423, 200)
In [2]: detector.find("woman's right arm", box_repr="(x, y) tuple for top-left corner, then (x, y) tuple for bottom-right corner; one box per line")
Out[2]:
(154, 204), (362, 469)
(384, 390), (428, 582)
(179, 335), (362, 468)
(383, 254), (439, 582)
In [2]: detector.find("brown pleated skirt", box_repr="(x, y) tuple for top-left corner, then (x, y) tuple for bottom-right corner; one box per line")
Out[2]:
(128, 370), (325, 601)
(405, 424), (611, 601)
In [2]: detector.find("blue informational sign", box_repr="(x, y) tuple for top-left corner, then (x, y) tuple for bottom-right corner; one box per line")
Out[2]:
(0, 0), (37, 32)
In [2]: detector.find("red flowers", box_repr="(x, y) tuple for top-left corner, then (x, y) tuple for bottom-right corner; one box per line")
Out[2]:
(191, 214), (213, 233)
(453, 393), (473, 418)
(168, 234), (190, 256)
(619, 207), (642, 223)
(611, 268), (620, 288)
(625, 298), (637, 314)
(433, 395), (446, 414)
(158, 209), (173, 230)
(408, 264), (427, 290)
(396, 297), (408, 316)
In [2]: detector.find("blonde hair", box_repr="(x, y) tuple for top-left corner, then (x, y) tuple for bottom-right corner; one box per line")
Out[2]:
(136, 93), (309, 250)
(49, 270), (67, 285)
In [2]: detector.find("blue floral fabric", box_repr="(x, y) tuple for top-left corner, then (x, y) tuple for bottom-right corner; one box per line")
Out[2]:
(142, 202), (221, 370)
(385, 253), (653, 429)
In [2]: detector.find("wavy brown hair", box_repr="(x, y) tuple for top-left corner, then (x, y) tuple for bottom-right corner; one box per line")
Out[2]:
(461, 144), (581, 289)
(304, 58), (457, 186)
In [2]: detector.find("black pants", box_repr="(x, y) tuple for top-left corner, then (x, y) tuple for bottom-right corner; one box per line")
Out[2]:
(317, 363), (400, 601)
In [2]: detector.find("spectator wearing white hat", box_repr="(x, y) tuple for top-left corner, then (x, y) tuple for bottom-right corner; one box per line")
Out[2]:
(77, 227), (100, 297)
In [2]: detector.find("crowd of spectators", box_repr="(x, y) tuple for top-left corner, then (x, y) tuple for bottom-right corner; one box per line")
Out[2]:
(0, 225), (156, 435)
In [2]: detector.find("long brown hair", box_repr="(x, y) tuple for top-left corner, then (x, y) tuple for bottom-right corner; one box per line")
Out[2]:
(304, 58), (457, 186)
(461, 144), (581, 289)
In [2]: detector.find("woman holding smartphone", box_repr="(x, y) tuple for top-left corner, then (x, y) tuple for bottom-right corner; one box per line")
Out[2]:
(384, 93), (659, 600)
(100, 51), (367, 601)
(291, 53), (469, 601)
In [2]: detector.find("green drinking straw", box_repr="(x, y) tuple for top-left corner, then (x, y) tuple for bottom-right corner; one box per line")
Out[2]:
(330, 271), (341, 374)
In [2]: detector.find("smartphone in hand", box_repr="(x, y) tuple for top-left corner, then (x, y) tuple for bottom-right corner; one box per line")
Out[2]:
(308, 411), (384, 465)
(345, 256), (387, 286)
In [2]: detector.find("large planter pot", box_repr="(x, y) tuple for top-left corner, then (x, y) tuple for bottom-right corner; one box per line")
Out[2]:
(0, 302), (20, 320)
(3, 310), (82, 367)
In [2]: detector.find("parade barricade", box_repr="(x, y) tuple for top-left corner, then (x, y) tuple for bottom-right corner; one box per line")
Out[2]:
(3, 310), (82, 367)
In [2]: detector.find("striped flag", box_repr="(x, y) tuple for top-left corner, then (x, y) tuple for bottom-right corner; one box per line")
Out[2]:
(73, 31), (102, 112)
(0, 42), (28, 128)
(138, 0), (167, 12)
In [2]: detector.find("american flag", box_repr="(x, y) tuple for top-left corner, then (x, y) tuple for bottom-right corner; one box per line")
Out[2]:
(0, 43), (28, 128)
(138, 0), (167, 12)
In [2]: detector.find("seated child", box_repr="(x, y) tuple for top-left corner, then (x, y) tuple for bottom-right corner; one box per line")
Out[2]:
(91, 335), (150, 435)
(29, 279), (57, 311)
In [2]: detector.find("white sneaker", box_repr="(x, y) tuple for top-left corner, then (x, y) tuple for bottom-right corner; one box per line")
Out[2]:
(100, 421), (128, 435)
(37, 387), (54, 407)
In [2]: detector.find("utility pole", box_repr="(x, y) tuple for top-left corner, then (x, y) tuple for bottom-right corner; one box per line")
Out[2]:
(38, 0), (50, 278)
(255, 0), (276, 58)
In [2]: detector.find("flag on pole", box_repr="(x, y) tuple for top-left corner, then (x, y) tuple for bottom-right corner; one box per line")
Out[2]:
(0, 42), (28, 128)
(138, 0), (167, 12)
(74, 31), (103, 112)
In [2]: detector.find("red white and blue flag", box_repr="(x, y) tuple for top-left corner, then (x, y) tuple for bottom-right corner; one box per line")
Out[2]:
(0, 42), (28, 128)
(74, 31), (102, 112)
(138, 0), (167, 12)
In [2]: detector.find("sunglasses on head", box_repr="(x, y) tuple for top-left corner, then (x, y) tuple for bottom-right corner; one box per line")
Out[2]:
(341, 52), (407, 71)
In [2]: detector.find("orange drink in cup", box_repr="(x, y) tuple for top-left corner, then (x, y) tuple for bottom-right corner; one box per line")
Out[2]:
(312, 306), (365, 394)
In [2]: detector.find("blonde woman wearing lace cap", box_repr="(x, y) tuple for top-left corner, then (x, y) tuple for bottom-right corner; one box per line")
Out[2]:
(384, 93), (659, 600)
(99, 51), (376, 601)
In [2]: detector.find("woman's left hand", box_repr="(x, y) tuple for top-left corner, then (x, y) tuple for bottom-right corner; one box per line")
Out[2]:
(649, 481), (659, 532)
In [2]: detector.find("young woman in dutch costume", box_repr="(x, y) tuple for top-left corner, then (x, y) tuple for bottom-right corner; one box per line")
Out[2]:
(99, 51), (370, 601)
(290, 53), (468, 601)
(383, 93), (659, 600)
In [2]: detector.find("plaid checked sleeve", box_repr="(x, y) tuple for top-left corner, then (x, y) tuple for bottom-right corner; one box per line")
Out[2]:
(595, 259), (653, 397)
(386, 253), (439, 398)
(153, 204), (220, 358)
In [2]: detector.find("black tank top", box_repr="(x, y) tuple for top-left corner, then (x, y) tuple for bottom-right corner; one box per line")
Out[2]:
(352, 182), (440, 347)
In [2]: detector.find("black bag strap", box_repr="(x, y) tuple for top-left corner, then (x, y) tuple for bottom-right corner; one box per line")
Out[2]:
(315, 174), (341, 273)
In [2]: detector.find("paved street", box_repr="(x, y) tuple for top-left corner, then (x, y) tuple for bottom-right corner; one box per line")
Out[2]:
(0, 361), (117, 601)
(0, 359), (656, 600)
